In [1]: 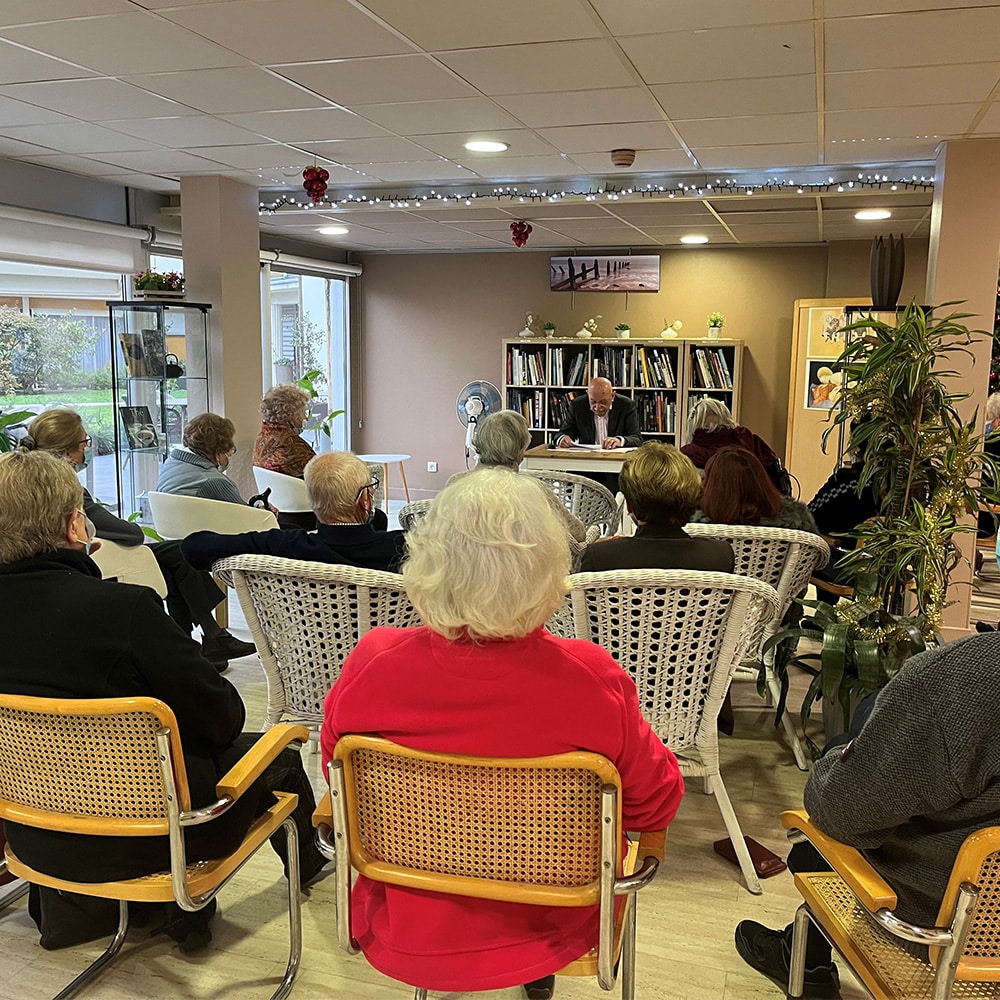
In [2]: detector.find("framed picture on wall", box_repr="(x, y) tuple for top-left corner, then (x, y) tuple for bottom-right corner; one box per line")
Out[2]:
(806, 307), (847, 358)
(550, 255), (660, 292)
(805, 360), (844, 411)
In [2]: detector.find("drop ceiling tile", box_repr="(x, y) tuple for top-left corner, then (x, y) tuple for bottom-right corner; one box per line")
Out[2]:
(295, 135), (440, 163)
(0, 136), (61, 157)
(3, 78), (191, 120)
(526, 204), (616, 220)
(17, 152), (141, 175)
(122, 67), (328, 114)
(92, 171), (181, 193)
(715, 197), (811, 212)
(439, 40), (635, 96)
(458, 154), (588, 180)
(220, 108), (390, 142)
(358, 160), (477, 182)
(694, 142), (819, 169)
(493, 88), (663, 128)
(100, 116), (264, 148)
(825, 8), (1000, 71)
(164, 0), (412, 63)
(0, 0), (131, 26)
(568, 150), (693, 173)
(360, 0), (600, 50)
(675, 112), (816, 147)
(0, 39), (96, 85)
(0, 95), (70, 127)
(650, 75), (816, 119)
(276, 55), (477, 105)
(537, 122), (680, 154)
(717, 210), (818, 226)
(352, 97), (520, 135)
(2, 122), (159, 153)
(186, 143), (316, 168)
(1, 12), (250, 76)
(821, 193), (932, 209)
(826, 0), (977, 13)
(974, 103), (1000, 134)
(81, 149), (232, 173)
(620, 22), (815, 85)
(826, 64), (1000, 112)
(825, 104), (980, 140)
(823, 138), (940, 163)
(413, 130), (556, 158)
(590, 0), (808, 34)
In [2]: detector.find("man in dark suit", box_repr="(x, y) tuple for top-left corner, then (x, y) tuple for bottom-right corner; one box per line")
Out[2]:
(183, 451), (407, 573)
(556, 377), (642, 492)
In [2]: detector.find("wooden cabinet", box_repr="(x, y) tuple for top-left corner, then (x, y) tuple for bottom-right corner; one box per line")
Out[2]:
(503, 337), (744, 447)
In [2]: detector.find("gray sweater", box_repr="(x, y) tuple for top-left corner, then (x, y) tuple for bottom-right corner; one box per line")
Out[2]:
(691, 495), (819, 534)
(804, 633), (1000, 926)
(156, 448), (245, 505)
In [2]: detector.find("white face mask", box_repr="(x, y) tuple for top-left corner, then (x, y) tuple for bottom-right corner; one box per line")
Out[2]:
(83, 515), (97, 555)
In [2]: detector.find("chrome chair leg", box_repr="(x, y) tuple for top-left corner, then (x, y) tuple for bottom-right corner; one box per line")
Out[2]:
(271, 817), (303, 1000)
(413, 989), (428, 999)
(621, 895), (637, 1000)
(788, 904), (811, 998)
(54, 899), (130, 1000)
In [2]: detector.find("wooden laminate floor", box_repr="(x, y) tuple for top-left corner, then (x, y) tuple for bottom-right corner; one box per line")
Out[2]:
(2, 565), (875, 999)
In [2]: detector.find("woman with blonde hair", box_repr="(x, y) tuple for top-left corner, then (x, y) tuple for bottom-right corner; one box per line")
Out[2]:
(252, 383), (316, 478)
(321, 468), (683, 1000)
(20, 408), (253, 669)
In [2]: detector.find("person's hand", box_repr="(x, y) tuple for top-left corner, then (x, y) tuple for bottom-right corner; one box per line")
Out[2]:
(556, 435), (573, 449)
(602, 437), (621, 449)
(268, 503), (281, 515)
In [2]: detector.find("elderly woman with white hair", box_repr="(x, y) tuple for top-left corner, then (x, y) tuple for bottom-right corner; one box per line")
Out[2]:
(448, 409), (586, 544)
(321, 468), (683, 1000)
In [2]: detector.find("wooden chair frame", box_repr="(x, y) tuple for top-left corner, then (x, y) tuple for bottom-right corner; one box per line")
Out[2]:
(0, 694), (308, 1000)
(782, 809), (1000, 1000)
(313, 735), (661, 999)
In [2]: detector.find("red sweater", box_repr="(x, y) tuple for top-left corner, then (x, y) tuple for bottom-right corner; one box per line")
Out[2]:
(321, 625), (684, 992)
(681, 425), (777, 471)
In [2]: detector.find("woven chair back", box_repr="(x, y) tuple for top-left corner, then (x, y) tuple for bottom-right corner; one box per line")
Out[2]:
(524, 470), (619, 535)
(335, 735), (621, 903)
(215, 555), (420, 725)
(568, 570), (779, 752)
(398, 499), (434, 531)
(0, 695), (186, 834)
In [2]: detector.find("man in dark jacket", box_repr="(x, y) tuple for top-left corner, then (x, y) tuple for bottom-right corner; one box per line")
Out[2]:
(183, 450), (407, 573)
(0, 450), (326, 945)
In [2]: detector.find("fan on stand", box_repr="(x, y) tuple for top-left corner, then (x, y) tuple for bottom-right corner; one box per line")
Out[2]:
(456, 381), (502, 466)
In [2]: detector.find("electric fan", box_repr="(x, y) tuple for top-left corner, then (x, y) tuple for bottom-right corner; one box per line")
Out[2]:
(456, 381), (503, 457)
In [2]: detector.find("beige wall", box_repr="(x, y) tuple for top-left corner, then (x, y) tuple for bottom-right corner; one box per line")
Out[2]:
(826, 239), (929, 301)
(356, 242), (929, 498)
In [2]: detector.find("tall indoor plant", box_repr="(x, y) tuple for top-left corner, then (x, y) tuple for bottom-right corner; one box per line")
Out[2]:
(767, 300), (999, 754)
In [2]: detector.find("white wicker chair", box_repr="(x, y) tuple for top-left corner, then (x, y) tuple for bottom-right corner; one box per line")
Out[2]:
(524, 469), (620, 535)
(397, 499), (434, 531)
(684, 524), (830, 771)
(567, 569), (780, 894)
(212, 555), (420, 739)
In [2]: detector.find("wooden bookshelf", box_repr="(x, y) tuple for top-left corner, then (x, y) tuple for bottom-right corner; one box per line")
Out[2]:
(503, 337), (744, 447)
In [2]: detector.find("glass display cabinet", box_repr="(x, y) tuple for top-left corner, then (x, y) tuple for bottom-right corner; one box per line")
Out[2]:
(106, 300), (212, 521)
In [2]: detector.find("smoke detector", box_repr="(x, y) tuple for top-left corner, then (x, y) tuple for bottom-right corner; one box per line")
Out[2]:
(611, 148), (636, 168)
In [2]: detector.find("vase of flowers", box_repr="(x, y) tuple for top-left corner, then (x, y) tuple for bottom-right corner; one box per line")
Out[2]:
(576, 316), (601, 339)
(661, 319), (683, 338)
(134, 270), (185, 300)
(707, 311), (725, 338)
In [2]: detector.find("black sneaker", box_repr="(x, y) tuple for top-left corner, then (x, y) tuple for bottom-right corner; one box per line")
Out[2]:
(975, 621), (998, 633)
(202, 633), (256, 661)
(522, 975), (555, 1000)
(734, 920), (840, 999)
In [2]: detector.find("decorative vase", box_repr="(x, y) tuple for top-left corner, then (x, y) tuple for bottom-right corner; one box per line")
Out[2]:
(518, 327), (534, 338)
(275, 364), (294, 384)
(544, 329), (555, 339)
(708, 325), (723, 339)
(576, 330), (592, 339)
(870, 234), (905, 310)
(660, 329), (678, 339)
(615, 329), (630, 339)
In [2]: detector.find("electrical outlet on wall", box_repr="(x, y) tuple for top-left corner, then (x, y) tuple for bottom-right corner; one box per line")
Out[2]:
(427, 461), (438, 473)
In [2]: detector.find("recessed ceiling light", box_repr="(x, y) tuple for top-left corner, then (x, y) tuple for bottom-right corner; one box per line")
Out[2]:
(680, 234), (709, 244)
(854, 209), (891, 220)
(317, 225), (349, 236)
(464, 140), (509, 153)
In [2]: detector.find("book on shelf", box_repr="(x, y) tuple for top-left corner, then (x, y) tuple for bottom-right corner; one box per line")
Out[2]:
(118, 332), (147, 377)
(717, 348), (733, 387)
(120, 405), (159, 450)
(140, 328), (165, 377)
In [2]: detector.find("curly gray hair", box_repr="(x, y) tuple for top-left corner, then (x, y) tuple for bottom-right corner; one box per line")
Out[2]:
(260, 383), (311, 428)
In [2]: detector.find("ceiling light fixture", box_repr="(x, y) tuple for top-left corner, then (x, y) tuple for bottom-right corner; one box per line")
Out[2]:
(464, 140), (508, 153)
(317, 225), (349, 235)
(680, 235), (709, 244)
(854, 209), (891, 221)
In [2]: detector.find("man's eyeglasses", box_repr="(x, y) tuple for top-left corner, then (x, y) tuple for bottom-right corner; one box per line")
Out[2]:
(355, 477), (379, 503)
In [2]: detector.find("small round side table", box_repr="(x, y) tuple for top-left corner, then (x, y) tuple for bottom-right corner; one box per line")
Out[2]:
(357, 453), (411, 512)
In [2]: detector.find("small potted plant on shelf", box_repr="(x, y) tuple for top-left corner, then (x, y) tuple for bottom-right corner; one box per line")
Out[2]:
(707, 311), (725, 338)
(133, 269), (185, 300)
(614, 322), (631, 340)
(543, 321), (556, 338)
(274, 357), (295, 384)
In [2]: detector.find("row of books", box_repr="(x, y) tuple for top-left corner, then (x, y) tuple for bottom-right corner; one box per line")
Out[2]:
(635, 394), (677, 434)
(507, 388), (544, 428)
(590, 346), (630, 385)
(548, 347), (589, 386)
(548, 390), (581, 429)
(690, 347), (733, 389)
(633, 346), (678, 389)
(506, 347), (546, 387)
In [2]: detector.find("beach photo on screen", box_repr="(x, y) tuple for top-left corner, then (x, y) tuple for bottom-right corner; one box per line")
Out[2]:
(550, 255), (660, 292)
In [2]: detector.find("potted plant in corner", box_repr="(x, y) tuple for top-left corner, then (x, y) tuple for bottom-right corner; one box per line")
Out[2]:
(543, 321), (556, 338)
(614, 322), (631, 340)
(274, 357), (295, 384)
(764, 300), (1000, 757)
(707, 311), (725, 338)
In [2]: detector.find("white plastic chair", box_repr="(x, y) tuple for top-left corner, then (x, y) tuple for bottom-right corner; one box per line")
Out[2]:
(252, 466), (312, 514)
(684, 524), (830, 771)
(567, 568), (780, 894)
(90, 539), (169, 598)
(212, 555), (420, 740)
(524, 469), (620, 535)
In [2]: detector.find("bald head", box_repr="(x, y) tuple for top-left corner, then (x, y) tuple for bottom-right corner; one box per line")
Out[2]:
(587, 377), (615, 417)
(304, 451), (375, 523)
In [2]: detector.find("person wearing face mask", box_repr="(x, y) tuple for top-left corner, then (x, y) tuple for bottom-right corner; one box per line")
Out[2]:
(20, 409), (254, 670)
(156, 412), (248, 505)
(182, 451), (406, 573)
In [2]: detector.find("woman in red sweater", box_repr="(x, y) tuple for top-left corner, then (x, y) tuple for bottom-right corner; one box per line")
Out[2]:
(322, 468), (683, 1000)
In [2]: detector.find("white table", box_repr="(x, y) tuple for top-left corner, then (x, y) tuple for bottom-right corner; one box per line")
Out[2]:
(521, 444), (628, 475)
(357, 453), (411, 511)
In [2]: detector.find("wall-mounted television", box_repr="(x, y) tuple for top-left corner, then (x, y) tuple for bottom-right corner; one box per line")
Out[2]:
(550, 254), (660, 292)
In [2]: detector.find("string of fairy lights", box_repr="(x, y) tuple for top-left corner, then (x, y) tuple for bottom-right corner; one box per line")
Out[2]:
(258, 171), (935, 214)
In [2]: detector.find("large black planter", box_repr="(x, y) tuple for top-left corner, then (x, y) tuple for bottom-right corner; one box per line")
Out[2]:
(870, 234), (905, 310)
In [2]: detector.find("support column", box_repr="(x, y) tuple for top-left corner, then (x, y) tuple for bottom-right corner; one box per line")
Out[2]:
(926, 139), (1000, 638)
(179, 176), (261, 496)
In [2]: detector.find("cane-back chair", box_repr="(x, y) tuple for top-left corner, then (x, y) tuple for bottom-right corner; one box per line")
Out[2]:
(313, 735), (662, 999)
(684, 524), (830, 770)
(397, 499), (433, 531)
(524, 469), (620, 535)
(782, 809), (1000, 1000)
(567, 569), (780, 893)
(214, 555), (420, 736)
(0, 693), (307, 1000)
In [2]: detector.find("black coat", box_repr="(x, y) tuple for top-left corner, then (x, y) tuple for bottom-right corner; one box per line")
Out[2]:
(0, 549), (257, 881)
(580, 523), (735, 573)
(560, 394), (642, 448)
